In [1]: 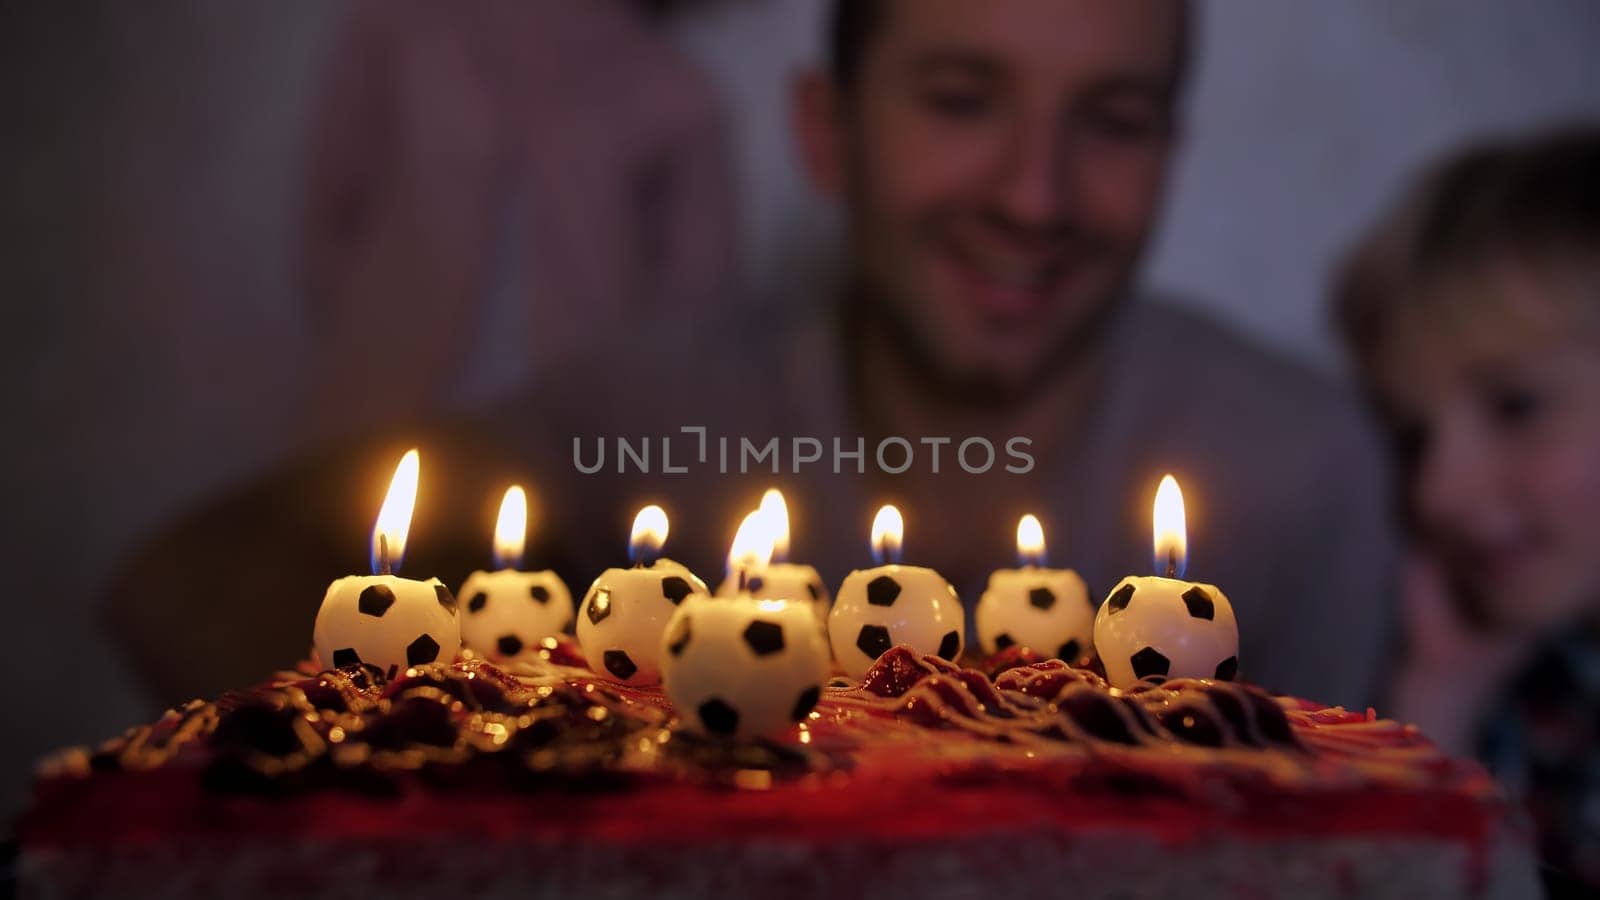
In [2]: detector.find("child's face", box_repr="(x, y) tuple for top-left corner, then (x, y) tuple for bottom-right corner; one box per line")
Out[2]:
(1378, 277), (1600, 633)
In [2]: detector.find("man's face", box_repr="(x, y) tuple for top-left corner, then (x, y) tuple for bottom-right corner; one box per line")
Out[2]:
(830, 0), (1183, 395)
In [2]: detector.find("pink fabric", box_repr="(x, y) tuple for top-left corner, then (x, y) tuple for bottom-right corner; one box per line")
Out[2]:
(300, 0), (735, 440)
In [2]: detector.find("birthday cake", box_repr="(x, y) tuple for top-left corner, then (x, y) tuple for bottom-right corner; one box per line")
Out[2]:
(16, 465), (1541, 898)
(18, 639), (1537, 899)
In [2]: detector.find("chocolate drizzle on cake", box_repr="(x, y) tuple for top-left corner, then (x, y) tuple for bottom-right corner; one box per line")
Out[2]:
(39, 638), (1480, 803)
(857, 647), (1299, 752)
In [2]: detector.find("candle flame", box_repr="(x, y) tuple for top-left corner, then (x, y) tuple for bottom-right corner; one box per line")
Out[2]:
(1016, 514), (1047, 567)
(760, 488), (790, 563)
(628, 505), (669, 565)
(370, 449), (420, 575)
(728, 509), (778, 583)
(1152, 474), (1187, 579)
(870, 504), (903, 566)
(493, 485), (527, 570)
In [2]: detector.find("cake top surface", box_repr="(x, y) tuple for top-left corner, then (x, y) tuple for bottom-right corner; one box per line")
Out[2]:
(23, 641), (1508, 849)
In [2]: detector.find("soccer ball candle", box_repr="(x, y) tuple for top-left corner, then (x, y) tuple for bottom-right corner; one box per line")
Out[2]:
(829, 505), (964, 678)
(1094, 475), (1239, 689)
(577, 505), (709, 684)
(312, 449), (461, 679)
(662, 596), (830, 738)
(975, 515), (1093, 662)
(714, 489), (830, 621)
(662, 510), (830, 738)
(458, 486), (573, 661)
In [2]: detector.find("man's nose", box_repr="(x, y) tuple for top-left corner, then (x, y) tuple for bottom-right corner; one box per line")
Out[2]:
(993, 114), (1071, 231)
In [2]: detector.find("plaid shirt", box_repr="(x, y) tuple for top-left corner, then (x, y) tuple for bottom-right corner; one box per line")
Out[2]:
(1480, 629), (1600, 896)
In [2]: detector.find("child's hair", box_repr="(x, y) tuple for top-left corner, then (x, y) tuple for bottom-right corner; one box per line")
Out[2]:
(1335, 125), (1600, 383)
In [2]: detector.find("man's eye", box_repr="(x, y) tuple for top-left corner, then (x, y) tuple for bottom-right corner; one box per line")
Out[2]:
(1084, 107), (1163, 141)
(1394, 420), (1431, 467)
(921, 89), (991, 120)
(1488, 387), (1543, 428)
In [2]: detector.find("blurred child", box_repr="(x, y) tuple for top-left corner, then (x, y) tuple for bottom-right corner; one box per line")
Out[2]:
(1336, 126), (1600, 894)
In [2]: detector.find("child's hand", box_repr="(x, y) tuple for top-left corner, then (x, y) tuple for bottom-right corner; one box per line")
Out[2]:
(1391, 555), (1529, 753)
(1400, 556), (1502, 670)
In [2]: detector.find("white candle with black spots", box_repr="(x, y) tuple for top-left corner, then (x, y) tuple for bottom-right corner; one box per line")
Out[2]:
(576, 505), (709, 685)
(661, 507), (830, 739)
(312, 449), (461, 680)
(1093, 475), (1239, 689)
(828, 505), (964, 679)
(715, 489), (830, 621)
(975, 514), (1093, 663)
(458, 485), (573, 662)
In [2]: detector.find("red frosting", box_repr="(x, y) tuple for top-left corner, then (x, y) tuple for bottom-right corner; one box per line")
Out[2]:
(20, 642), (1514, 862)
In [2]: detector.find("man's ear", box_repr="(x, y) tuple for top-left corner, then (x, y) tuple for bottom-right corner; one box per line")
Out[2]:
(791, 69), (846, 199)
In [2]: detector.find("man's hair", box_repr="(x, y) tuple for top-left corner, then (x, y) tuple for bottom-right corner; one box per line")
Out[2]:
(829, 0), (1193, 93)
(1335, 125), (1600, 378)
(829, 0), (886, 89)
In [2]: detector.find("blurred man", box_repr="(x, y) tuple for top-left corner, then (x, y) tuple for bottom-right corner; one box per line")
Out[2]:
(110, 0), (1396, 711)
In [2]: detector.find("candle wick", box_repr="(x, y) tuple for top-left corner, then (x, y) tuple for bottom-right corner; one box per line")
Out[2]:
(1164, 548), (1177, 579)
(737, 567), (747, 593)
(379, 534), (392, 576)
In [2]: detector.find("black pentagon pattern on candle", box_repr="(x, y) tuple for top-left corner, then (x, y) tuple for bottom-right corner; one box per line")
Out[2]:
(660, 576), (694, 605)
(530, 585), (549, 604)
(698, 697), (740, 735)
(468, 592), (489, 614)
(747, 576), (765, 594)
(587, 588), (613, 625)
(866, 575), (901, 607)
(1130, 646), (1170, 680)
(1182, 586), (1215, 620)
(497, 635), (523, 656)
(791, 685), (821, 722)
(856, 624), (893, 659)
(358, 584), (395, 617)
(1214, 656), (1238, 681)
(994, 633), (1015, 651)
(1106, 583), (1135, 614)
(435, 584), (456, 614)
(603, 649), (637, 680)
(1029, 587), (1056, 610)
(743, 620), (785, 656)
(405, 634), (441, 667)
(1058, 639), (1080, 662)
(666, 615), (692, 657)
(937, 630), (960, 660)
(332, 647), (361, 668)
